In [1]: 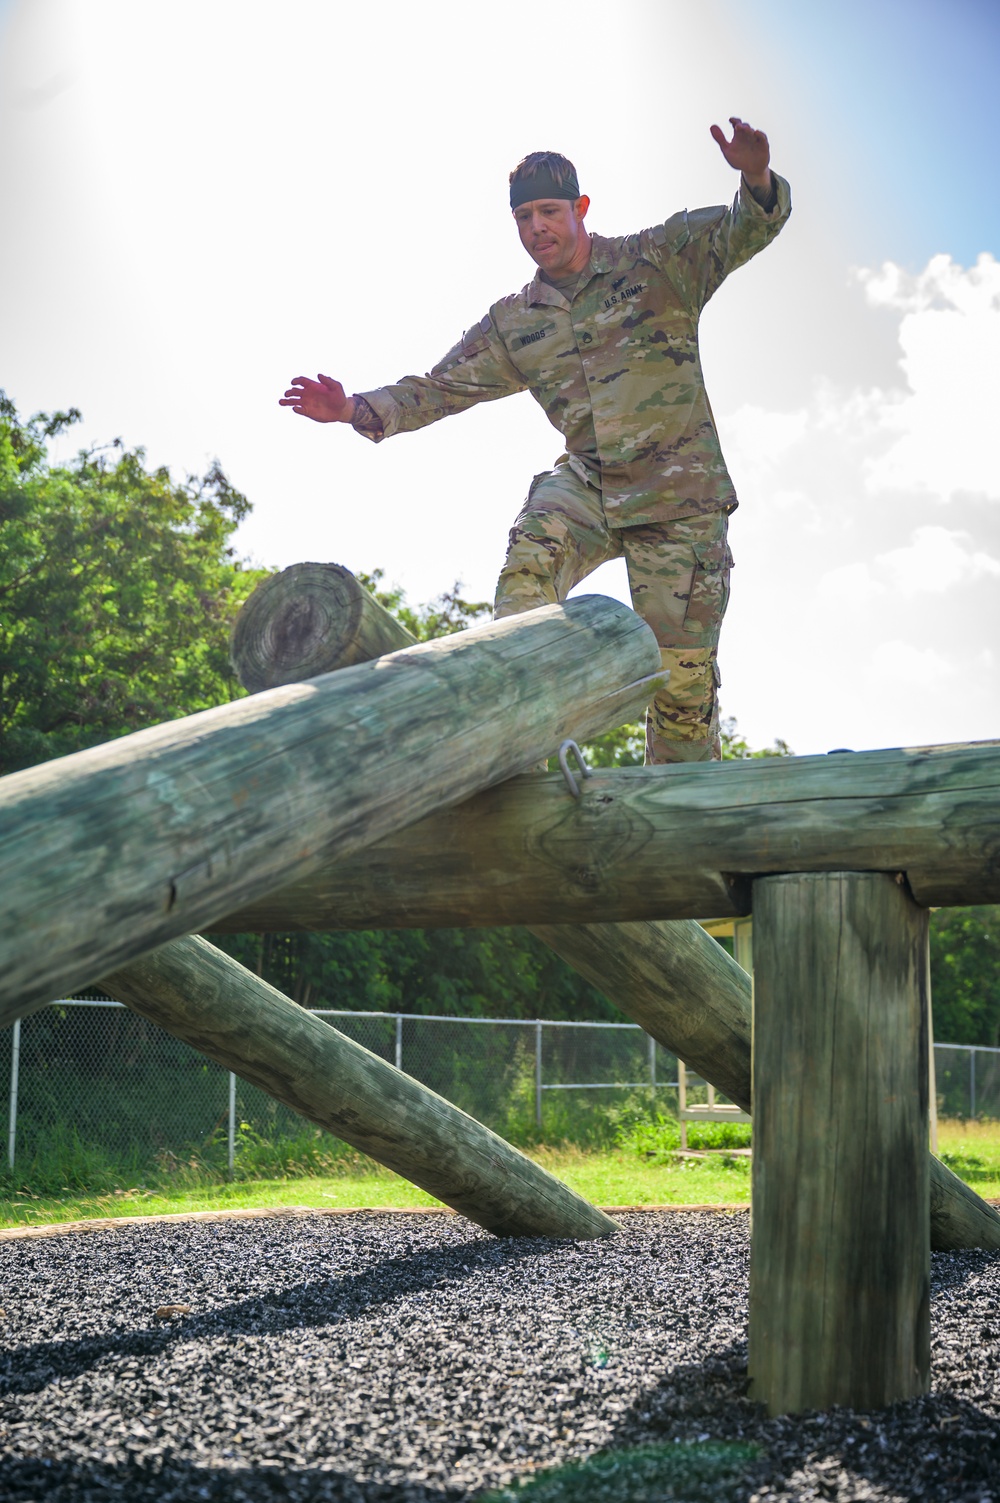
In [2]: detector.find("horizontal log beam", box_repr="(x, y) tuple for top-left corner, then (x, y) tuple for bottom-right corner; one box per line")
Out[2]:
(0, 596), (662, 1024)
(213, 740), (1000, 933)
(103, 936), (617, 1240)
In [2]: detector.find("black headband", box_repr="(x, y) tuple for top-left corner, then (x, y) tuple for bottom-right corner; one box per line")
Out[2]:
(510, 169), (581, 210)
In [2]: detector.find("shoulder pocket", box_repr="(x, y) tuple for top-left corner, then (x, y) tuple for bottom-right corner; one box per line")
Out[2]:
(650, 210), (690, 255)
(433, 318), (492, 375)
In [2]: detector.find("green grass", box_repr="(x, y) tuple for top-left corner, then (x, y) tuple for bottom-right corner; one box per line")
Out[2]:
(0, 1145), (752, 1231)
(937, 1118), (1000, 1198)
(2, 1119), (996, 1234)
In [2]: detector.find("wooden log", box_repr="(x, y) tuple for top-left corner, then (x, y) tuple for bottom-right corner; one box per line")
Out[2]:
(221, 562), (1000, 1254)
(0, 596), (662, 1025)
(748, 872), (930, 1414)
(533, 918), (1000, 1253)
(230, 563), (414, 693)
(102, 935), (617, 1240)
(224, 563), (1000, 921)
(213, 742), (1000, 932)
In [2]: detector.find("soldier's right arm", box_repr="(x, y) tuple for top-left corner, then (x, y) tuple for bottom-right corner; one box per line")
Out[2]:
(350, 314), (527, 443)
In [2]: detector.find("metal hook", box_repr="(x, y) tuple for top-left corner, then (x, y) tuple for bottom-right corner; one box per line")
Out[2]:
(557, 739), (593, 799)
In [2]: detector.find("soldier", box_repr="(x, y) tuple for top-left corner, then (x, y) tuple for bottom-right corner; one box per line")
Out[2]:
(280, 119), (791, 763)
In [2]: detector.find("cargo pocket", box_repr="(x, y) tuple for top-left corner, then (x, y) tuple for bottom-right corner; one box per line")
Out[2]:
(683, 537), (733, 641)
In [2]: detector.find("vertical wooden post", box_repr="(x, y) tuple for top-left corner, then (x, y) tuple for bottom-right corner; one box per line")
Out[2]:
(749, 871), (930, 1415)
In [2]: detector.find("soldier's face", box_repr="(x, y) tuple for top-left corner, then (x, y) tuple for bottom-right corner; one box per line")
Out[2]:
(513, 196), (590, 276)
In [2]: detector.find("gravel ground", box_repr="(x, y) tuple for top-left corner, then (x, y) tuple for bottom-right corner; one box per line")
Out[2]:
(0, 1208), (998, 1502)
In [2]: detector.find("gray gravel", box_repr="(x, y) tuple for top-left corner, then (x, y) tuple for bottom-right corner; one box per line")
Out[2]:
(0, 1208), (998, 1501)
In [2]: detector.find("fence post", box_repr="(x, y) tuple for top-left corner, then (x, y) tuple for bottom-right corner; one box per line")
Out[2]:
(227, 1071), (236, 1174)
(535, 1020), (543, 1129)
(971, 1047), (977, 1120)
(8, 1018), (20, 1170)
(649, 1032), (656, 1091)
(395, 1014), (403, 1072)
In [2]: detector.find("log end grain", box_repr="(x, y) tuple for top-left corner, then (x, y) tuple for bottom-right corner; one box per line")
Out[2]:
(230, 562), (412, 692)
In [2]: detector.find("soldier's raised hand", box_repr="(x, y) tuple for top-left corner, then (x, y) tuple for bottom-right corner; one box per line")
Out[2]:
(279, 374), (355, 424)
(710, 118), (771, 189)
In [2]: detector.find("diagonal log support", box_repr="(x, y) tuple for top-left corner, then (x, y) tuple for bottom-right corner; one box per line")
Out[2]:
(102, 936), (617, 1240)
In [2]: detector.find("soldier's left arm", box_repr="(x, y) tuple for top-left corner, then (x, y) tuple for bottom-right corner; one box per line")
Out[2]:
(646, 119), (791, 313)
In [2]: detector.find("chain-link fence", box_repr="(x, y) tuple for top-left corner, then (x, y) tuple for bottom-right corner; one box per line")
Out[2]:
(934, 1043), (1000, 1120)
(1, 1000), (686, 1177)
(5, 999), (990, 1182)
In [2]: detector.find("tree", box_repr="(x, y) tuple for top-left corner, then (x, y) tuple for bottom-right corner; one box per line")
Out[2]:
(930, 906), (1000, 1047)
(0, 393), (266, 775)
(581, 713), (792, 768)
(356, 568), (492, 642)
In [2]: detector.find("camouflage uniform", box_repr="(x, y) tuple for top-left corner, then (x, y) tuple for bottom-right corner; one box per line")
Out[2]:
(355, 172), (791, 761)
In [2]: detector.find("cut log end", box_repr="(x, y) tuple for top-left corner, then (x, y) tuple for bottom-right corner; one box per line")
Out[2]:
(229, 562), (412, 692)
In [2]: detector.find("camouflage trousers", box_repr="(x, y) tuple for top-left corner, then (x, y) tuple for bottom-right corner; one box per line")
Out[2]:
(494, 463), (733, 763)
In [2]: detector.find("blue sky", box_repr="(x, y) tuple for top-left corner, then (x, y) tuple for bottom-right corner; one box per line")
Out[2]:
(1, 0), (997, 754)
(755, 0), (999, 267)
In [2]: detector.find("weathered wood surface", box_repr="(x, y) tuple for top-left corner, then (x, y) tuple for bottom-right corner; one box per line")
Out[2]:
(222, 561), (1000, 1253)
(230, 563), (414, 693)
(223, 563), (1000, 924)
(748, 873), (930, 1414)
(213, 741), (1000, 932)
(534, 917), (1000, 1253)
(0, 596), (662, 1025)
(103, 936), (616, 1240)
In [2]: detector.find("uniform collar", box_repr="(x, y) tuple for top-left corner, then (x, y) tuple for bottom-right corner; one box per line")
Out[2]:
(527, 233), (618, 307)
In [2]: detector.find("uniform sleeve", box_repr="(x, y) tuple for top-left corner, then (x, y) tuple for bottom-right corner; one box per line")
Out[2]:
(353, 313), (527, 442)
(643, 171), (792, 315)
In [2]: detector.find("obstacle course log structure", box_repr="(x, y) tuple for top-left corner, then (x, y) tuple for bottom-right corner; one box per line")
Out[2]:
(215, 743), (1000, 932)
(749, 873), (931, 1413)
(221, 565), (1000, 930)
(226, 562), (1000, 1255)
(102, 936), (616, 1240)
(534, 917), (1000, 1254)
(0, 595), (662, 1024)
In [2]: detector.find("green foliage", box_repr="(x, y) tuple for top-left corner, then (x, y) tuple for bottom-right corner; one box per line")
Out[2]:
(0, 391), (267, 774)
(579, 712), (792, 768)
(930, 906), (1000, 1047)
(356, 567), (490, 642)
(615, 1112), (752, 1158)
(213, 927), (621, 1022)
(719, 714), (793, 760)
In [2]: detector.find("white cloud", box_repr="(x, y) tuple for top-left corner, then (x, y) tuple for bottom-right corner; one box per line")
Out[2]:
(856, 254), (1000, 501)
(815, 526), (999, 609)
(717, 254), (1000, 754)
(877, 525), (1000, 596)
(816, 561), (886, 605)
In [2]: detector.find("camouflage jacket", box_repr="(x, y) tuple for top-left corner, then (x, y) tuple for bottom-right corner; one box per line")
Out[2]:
(357, 173), (791, 527)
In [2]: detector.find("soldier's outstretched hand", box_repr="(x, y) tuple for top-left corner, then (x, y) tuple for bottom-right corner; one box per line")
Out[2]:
(279, 374), (354, 424)
(710, 118), (771, 188)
